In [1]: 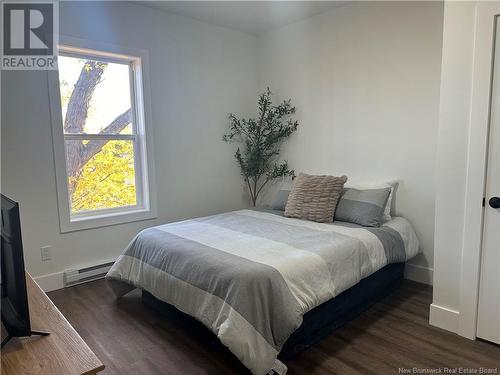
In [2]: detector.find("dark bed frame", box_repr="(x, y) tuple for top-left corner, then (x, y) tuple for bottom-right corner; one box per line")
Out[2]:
(142, 262), (405, 360)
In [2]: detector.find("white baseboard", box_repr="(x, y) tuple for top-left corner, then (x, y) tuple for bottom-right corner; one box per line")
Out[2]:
(404, 263), (433, 285)
(34, 272), (64, 292)
(36, 263), (434, 292)
(429, 303), (460, 333)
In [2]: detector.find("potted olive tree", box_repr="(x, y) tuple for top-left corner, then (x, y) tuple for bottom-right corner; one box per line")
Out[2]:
(223, 88), (299, 207)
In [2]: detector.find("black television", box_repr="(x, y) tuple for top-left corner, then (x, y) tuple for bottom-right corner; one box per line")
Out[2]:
(1, 194), (48, 347)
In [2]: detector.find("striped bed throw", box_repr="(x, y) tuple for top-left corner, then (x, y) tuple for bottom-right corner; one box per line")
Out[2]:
(106, 209), (419, 375)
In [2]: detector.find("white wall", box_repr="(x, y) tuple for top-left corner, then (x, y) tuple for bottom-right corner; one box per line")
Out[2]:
(431, 1), (500, 338)
(257, 1), (444, 282)
(431, 1), (477, 332)
(1, 1), (447, 290)
(1, 1), (258, 289)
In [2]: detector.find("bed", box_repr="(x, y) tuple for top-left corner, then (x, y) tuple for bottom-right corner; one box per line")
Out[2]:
(106, 208), (419, 375)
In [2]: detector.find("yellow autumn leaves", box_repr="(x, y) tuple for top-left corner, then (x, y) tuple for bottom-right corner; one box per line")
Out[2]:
(70, 140), (137, 213)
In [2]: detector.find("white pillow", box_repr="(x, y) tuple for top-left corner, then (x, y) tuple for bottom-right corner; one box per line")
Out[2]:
(344, 180), (398, 222)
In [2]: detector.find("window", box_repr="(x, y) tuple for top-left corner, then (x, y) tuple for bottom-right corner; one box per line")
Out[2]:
(49, 38), (156, 232)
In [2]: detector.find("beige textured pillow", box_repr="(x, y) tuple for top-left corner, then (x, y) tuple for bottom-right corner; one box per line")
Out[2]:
(285, 173), (348, 223)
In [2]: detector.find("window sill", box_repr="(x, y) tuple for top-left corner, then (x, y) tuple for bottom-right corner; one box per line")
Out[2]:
(60, 207), (157, 233)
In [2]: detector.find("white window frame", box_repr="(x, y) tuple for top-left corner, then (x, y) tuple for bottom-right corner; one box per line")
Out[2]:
(48, 36), (157, 233)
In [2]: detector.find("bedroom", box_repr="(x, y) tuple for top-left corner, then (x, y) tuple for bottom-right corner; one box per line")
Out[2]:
(1, 1), (499, 374)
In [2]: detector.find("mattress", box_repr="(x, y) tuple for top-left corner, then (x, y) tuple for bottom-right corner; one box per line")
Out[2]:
(106, 209), (419, 374)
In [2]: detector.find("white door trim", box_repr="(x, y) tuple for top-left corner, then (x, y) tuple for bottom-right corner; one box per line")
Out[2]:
(459, 2), (500, 340)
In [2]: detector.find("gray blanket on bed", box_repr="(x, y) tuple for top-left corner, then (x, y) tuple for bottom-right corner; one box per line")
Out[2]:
(106, 209), (419, 374)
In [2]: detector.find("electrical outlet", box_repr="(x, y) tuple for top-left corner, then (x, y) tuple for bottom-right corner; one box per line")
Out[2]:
(41, 246), (52, 261)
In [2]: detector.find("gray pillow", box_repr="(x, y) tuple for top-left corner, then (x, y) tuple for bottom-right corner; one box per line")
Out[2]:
(334, 187), (391, 227)
(271, 190), (290, 211)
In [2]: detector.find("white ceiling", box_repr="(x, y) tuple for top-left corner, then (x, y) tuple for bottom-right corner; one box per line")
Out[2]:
(139, 1), (349, 35)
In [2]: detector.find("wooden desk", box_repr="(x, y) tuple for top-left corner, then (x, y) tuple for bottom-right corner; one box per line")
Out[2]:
(1, 273), (104, 374)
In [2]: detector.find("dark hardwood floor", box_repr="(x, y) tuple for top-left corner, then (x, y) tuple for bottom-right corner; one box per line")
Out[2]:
(48, 280), (500, 375)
